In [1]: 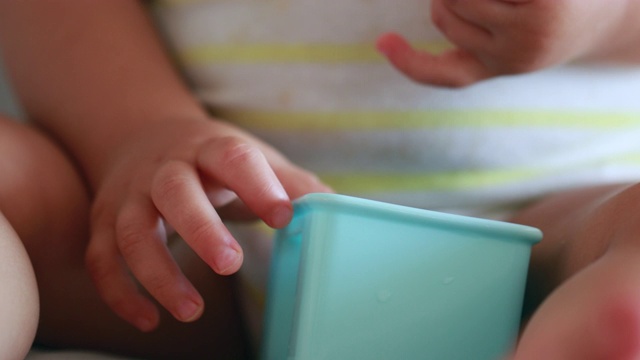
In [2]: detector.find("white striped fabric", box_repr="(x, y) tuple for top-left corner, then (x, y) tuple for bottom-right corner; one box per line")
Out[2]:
(151, 0), (640, 217)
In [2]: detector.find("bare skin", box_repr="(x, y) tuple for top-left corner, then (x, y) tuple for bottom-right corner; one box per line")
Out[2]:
(0, 1), (327, 358)
(377, 0), (640, 87)
(507, 184), (640, 359)
(375, 1), (640, 358)
(0, 115), (255, 359)
(1, 0), (640, 359)
(0, 146), (39, 360)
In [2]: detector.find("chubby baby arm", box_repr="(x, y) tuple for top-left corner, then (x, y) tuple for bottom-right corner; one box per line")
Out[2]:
(0, 0), (330, 334)
(377, 0), (640, 87)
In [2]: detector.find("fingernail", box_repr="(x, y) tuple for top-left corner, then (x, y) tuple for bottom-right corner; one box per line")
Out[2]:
(375, 32), (402, 55)
(177, 299), (202, 322)
(136, 315), (157, 332)
(216, 246), (243, 275)
(270, 204), (293, 228)
(376, 41), (392, 56)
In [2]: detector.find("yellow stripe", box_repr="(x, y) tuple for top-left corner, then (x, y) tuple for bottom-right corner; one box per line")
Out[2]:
(216, 109), (640, 131)
(320, 155), (640, 194)
(179, 42), (452, 65)
(319, 168), (539, 194)
(614, 153), (640, 165)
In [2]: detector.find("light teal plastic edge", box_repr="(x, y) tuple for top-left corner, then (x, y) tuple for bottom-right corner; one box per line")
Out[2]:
(293, 193), (542, 244)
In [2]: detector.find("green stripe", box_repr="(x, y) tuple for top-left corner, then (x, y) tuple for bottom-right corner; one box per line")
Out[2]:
(179, 42), (451, 65)
(216, 109), (640, 131)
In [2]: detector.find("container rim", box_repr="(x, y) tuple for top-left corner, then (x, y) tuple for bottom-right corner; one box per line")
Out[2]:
(292, 193), (542, 244)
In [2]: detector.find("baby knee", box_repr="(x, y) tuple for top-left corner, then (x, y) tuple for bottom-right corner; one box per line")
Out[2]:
(0, 115), (89, 240)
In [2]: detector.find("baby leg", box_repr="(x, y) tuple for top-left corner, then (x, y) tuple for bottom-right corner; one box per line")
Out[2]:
(0, 212), (39, 360)
(515, 249), (640, 360)
(0, 115), (250, 359)
(511, 184), (640, 360)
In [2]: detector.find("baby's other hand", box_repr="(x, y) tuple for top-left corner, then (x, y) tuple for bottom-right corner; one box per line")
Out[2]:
(377, 0), (626, 87)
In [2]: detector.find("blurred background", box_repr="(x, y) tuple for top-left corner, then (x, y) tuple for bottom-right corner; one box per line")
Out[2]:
(0, 52), (23, 120)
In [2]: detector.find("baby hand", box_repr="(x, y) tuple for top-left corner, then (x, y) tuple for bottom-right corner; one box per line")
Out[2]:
(377, 0), (625, 87)
(84, 117), (330, 331)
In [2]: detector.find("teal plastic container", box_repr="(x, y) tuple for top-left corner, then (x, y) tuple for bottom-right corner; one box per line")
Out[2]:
(261, 193), (542, 360)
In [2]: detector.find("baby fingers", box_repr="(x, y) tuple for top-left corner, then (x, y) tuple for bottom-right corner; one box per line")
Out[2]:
(433, 0), (493, 49)
(439, 0), (520, 31)
(85, 215), (161, 331)
(196, 136), (293, 229)
(115, 195), (205, 323)
(151, 159), (244, 276)
(376, 32), (491, 87)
